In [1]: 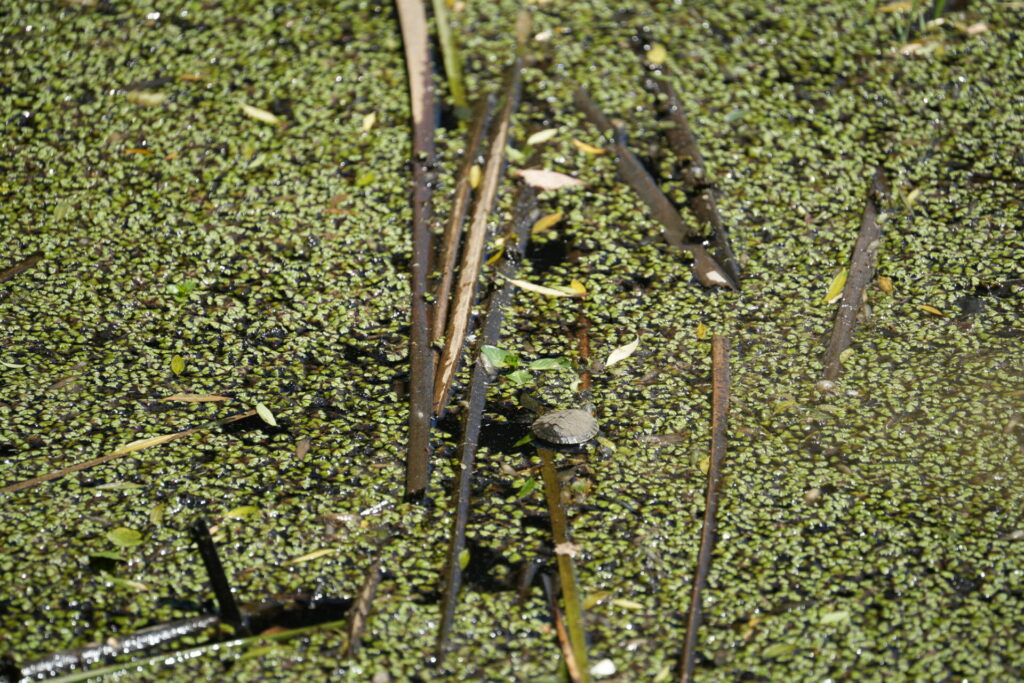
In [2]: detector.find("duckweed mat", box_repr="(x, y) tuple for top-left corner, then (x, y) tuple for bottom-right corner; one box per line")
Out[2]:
(2, 0), (1022, 680)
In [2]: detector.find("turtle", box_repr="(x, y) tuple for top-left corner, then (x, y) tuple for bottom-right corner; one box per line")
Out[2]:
(530, 408), (600, 446)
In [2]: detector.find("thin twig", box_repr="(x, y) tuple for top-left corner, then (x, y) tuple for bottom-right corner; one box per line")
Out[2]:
(573, 89), (736, 290)
(432, 94), (496, 339)
(0, 409), (257, 494)
(432, 54), (523, 415)
(396, 0), (438, 498)
(542, 573), (584, 683)
(189, 518), (248, 634)
(822, 169), (889, 381)
(436, 183), (539, 660)
(679, 335), (730, 682)
(344, 556), (383, 657)
(539, 446), (591, 683)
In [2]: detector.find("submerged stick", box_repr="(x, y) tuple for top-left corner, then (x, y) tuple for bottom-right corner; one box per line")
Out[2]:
(641, 72), (741, 285)
(679, 335), (730, 682)
(432, 51), (524, 416)
(822, 169), (889, 381)
(436, 183), (538, 660)
(190, 518), (247, 634)
(396, 0), (438, 498)
(0, 250), (43, 284)
(573, 89), (736, 290)
(344, 557), (382, 657)
(542, 573), (584, 683)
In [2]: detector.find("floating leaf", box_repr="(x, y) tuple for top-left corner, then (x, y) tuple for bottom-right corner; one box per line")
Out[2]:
(696, 321), (710, 340)
(698, 456), (710, 474)
(877, 275), (893, 295)
(285, 548), (335, 565)
(571, 138), (607, 155)
(527, 357), (573, 371)
(355, 171), (377, 187)
(505, 146), (527, 164)
(361, 111), (376, 131)
(515, 477), (538, 498)
(819, 609), (850, 625)
(458, 548), (470, 570)
(647, 43), (668, 64)
(823, 267), (847, 304)
(503, 276), (583, 298)
(149, 503), (166, 526)
(605, 338), (640, 367)
(506, 370), (533, 386)
(107, 527), (143, 548)
(611, 598), (644, 611)
(0, 360), (27, 368)
(160, 393), (231, 402)
(240, 102), (282, 125)
(513, 434), (533, 447)
(919, 304), (944, 316)
(567, 279), (587, 296)
(106, 576), (149, 592)
(469, 163), (482, 189)
(110, 431), (187, 456)
(171, 354), (185, 375)
(126, 90), (167, 107)
(763, 642), (798, 658)
(526, 128), (558, 146)
(480, 345), (518, 369)
(590, 659), (617, 677)
(225, 506), (260, 519)
(531, 211), (563, 234)
(877, 0), (913, 11)
(255, 403), (277, 426)
(515, 168), (585, 191)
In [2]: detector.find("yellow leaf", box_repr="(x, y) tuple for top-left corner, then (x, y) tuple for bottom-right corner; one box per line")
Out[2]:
(605, 338), (640, 367)
(571, 138), (607, 155)
(159, 393), (231, 402)
(530, 211), (563, 234)
(361, 112), (376, 132)
(170, 355), (185, 375)
(126, 90), (167, 107)
(503, 276), (583, 298)
(255, 402), (278, 426)
(647, 43), (668, 65)
(696, 321), (709, 340)
(284, 548), (335, 565)
(877, 275), (893, 295)
(240, 103), (282, 126)
(877, 0), (913, 12)
(224, 506), (261, 519)
(823, 267), (847, 304)
(469, 163), (482, 189)
(611, 598), (645, 610)
(526, 128), (558, 146)
(110, 432), (187, 456)
(919, 304), (944, 316)
(568, 279), (587, 296)
(698, 456), (710, 474)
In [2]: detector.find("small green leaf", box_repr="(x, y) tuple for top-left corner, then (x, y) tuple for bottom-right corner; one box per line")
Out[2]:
(149, 503), (166, 526)
(819, 609), (850, 625)
(527, 357), (572, 371)
(763, 642), (797, 658)
(516, 477), (538, 498)
(458, 548), (470, 570)
(171, 355), (185, 375)
(823, 266), (848, 304)
(506, 370), (533, 386)
(355, 171), (377, 187)
(513, 434), (533, 447)
(225, 505), (260, 519)
(107, 527), (143, 548)
(255, 403), (277, 426)
(480, 345), (517, 369)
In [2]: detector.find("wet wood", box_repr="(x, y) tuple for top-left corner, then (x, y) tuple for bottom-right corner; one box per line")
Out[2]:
(189, 518), (248, 634)
(822, 169), (889, 381)
(432, 94), (495, 340)
(436, 184), (538, 660)
(542, 573), (584, 683)
(432, 55), (523, 416)
(396, 0), (438, 498)
(641, 73), (741, 284)
(573, 89), (736, 290)
(679, 335), (730, 682)
(344, 556), (382, 657)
